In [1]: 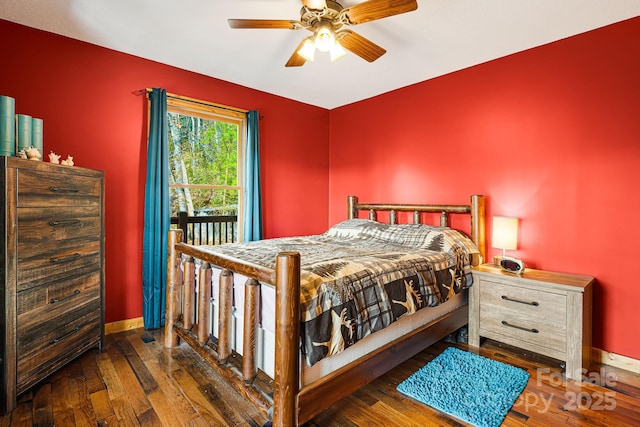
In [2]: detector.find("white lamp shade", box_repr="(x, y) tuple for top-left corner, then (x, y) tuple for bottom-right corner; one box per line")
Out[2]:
(329, 42), (347, 62)
(314, 27), (335, 52)
(492, 216), (519, 250)
(297, 38), (316, 62)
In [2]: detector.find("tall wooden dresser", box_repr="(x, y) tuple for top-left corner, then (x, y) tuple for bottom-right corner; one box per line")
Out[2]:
(0, 157), (104, 413)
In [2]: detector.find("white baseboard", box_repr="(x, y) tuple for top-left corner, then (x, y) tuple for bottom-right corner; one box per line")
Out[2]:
(105, 317), (144, 335)
(593, 347), (640, 374)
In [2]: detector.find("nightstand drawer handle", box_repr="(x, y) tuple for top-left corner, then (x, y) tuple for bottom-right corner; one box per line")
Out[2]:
(49, 327), (81, 345)
(501, 295), (539, 306)
(502, 320), (539, 334)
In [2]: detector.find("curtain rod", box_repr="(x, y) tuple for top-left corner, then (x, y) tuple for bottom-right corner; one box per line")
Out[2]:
(133, 88), (249, 114)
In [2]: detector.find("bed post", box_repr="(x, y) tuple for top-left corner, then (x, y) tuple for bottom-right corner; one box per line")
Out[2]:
(470, 195), (487, 263)
(273, 252), (301, 427)
(218, 270), (234, 362)
(347, 195), (357, 219)
(165, 229), (182, 348)
(243, 279), (260, 382)
(183, 256), (195, 330)
(197, 262), (212, 344)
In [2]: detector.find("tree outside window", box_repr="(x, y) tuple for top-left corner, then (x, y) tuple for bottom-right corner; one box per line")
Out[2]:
(167, 97), (245, 244)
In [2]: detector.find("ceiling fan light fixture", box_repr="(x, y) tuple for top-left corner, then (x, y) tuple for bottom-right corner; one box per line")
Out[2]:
(314, 26), (335, 52)
(297, 38), (316, 61)
(329, 41), (346, 62)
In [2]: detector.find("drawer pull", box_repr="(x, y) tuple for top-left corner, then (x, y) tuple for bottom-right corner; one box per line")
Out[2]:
(49, 220), (81, 227)
(501, 295), (539, 306)
(50, 186), (80, 193)
(50, 289), (81, 304)
(50, 253), (81, 263)
(501, 320), (539, 334)
(49, 327), (81, 345)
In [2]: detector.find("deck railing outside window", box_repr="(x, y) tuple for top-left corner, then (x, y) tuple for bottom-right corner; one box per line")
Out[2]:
(170, 212), (238, 245)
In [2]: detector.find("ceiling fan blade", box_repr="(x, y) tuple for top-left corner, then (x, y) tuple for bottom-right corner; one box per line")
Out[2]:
(344, 0), (418, 25)
(285, 39), (308, 67)
(301, 0), (327, 10)
(338, 30), (386, 62)
(228, 19), (300, 30)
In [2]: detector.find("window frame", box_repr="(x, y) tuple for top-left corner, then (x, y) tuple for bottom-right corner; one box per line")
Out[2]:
(166, 94), (247, 241)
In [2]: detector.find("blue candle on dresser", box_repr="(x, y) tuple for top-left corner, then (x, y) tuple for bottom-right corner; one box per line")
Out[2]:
(31, 117), (43, 154)
(0, 95), (15, 156)
(15, 114), (32, 152)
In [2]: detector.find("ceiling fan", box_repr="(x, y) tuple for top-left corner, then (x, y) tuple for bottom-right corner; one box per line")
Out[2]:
(228, 0), (418, 67)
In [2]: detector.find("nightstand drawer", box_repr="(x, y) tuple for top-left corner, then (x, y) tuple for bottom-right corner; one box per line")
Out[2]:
(479, 278), (567, 355)
(479, 279), (567, 324)
(479, 308), (567, 355)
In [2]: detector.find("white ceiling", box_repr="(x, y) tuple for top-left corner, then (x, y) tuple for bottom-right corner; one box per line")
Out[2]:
(2, 0), (639, 109)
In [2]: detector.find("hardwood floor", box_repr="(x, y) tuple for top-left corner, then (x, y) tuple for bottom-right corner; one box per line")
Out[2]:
(2, 327), (639, 426)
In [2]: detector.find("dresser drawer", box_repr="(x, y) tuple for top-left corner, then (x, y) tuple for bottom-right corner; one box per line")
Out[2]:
(17, 206), (101, 243)
(478, 279), (567, 354)
(17, 270), (101, 317)
(16, 303), (101, 392)
(17, 240), (101, 292)
(16, 168), (101, 208)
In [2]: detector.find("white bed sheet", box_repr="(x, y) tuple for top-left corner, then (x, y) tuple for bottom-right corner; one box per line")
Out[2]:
(201, 266), (466, 385)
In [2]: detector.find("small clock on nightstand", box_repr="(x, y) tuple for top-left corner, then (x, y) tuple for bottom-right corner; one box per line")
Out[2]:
(468, 263), (594, 382)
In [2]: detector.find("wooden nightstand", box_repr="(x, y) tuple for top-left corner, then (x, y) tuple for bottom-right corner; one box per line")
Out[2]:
(469, 263), (593, 381)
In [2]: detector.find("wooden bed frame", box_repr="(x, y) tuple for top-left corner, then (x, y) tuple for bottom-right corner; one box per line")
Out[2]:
(164, 195), (486, 426)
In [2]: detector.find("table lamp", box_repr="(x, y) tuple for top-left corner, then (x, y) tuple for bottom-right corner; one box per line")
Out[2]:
(492, 216), (524, 273)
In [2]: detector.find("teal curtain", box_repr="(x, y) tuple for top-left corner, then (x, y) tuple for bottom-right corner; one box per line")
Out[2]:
(243, 110), (263, 241)
(142, 88), (170, 329)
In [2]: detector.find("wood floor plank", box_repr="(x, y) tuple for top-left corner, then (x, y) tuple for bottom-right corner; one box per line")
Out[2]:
(9, 401), (32, 427)
(80, 351), (106, 395)
(89, 388), (115, 423)
(95, 350), (127, 400)
(137, 349), (201, 424)
(170, 367), (230, 426)
(31, 383), (54, 427)
(114, 334), (159, 394)
(68, 377), (98, 427)
(146, 388), (185, 427)
(109, 396), (142, 427)
(50, 372), (76, 426)
(105, 341), (155, 418)
(172, 343), (266, 426)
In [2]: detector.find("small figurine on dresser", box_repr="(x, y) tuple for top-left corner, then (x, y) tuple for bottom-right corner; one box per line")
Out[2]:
(61, 155), (74, 166)
(48, 151), (60, 164)
(26, 147), (42, 161)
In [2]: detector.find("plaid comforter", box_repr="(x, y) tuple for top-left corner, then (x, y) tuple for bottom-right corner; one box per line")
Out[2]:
(198, 219), (480, 366)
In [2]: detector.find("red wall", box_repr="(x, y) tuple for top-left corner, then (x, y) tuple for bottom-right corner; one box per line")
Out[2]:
(0, 20), (330, 324)
(329, 17), (640, 359)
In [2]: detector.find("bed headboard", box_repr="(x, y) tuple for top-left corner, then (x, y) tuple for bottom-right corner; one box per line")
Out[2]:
(347, 195), (486, 264)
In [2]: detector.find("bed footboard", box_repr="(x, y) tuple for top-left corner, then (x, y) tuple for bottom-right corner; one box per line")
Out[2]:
(164, 230), (301, 426)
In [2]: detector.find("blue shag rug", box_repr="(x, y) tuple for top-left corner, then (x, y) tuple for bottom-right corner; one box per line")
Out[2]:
(397, 347), (530, 427)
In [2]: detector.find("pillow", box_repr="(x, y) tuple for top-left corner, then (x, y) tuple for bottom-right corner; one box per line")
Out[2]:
(323, 219), (387, 239)
(325, 219), (479, 257)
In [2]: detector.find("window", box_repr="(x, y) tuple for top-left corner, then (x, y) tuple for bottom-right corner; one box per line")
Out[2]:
(167, 95), (246, 244)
